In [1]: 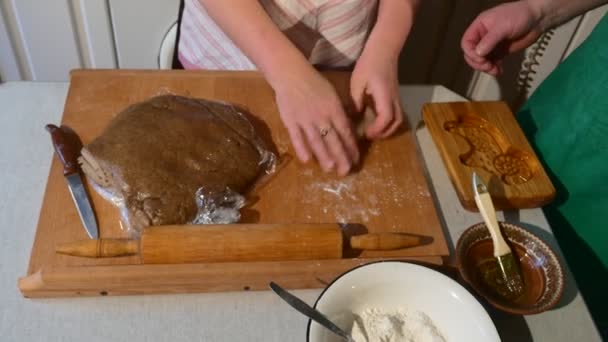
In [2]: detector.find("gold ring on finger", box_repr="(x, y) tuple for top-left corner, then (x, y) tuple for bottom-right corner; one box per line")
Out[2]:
(320, 126), (331, 138)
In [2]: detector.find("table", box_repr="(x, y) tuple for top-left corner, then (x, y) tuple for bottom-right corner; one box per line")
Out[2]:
(0, 82), (601, 341)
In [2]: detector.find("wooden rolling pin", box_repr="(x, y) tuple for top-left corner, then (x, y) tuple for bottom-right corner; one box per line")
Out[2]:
(56, 223), (425, 264)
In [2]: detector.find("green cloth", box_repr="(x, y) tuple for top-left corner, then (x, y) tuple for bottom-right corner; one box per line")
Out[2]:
(517, 14), (608, 339)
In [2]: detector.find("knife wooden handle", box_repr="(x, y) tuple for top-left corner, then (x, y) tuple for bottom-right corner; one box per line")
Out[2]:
(45, 124), (81, 176)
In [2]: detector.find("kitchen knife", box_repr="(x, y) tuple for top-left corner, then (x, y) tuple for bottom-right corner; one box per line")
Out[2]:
(269, 281), (353, 342)
(46, 124), (99, 239)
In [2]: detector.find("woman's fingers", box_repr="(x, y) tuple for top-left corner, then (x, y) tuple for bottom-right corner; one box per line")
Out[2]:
(285, 122), (311, 163)
(364, 86), (395, 139)
(288, 115), (358, 175)
(302, 124), (336, 172)
(350, 76), (366, 113)
(317, 104), (359, 175)
(331, 111), (360, 165)
(275, 69), (363, 176)
(380, 99), (404, 138)
(321, 124), (353, 176)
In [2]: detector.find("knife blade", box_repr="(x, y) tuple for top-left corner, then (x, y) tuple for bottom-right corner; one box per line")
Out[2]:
(269, 282), (353, 341)
(46, 124), (99, 239)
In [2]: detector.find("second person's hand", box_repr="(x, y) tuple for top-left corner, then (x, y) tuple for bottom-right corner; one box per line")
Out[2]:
(273, 68), (360, 176)
(461, 1), (543, 76)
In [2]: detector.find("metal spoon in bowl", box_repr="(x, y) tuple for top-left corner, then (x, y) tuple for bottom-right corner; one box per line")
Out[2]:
(269, 282), (354, 342)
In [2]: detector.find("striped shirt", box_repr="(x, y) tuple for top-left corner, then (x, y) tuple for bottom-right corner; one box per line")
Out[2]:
(178, 0), (378, 70)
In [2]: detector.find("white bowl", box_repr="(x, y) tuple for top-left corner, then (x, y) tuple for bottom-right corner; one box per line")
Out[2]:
(307, 261), (500, 342)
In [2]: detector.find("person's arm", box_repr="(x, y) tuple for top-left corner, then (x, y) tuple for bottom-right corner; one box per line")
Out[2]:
(200, 0), (359, 176)
(530, 0), (608, 31)
(462, 0), (608, 75)
(351, 0), (419, 139)
(199, 1), (310, 88)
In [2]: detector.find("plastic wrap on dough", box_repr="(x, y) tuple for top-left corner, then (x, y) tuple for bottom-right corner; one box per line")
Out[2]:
(78, 95), (276, 237)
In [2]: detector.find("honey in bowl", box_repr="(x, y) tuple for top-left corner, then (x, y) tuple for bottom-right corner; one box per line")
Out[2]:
(466, 241), (544, 308)
(456, 222), (565, 315)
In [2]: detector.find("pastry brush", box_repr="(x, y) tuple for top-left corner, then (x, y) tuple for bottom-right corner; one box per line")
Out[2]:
(472, 172), (524, 298)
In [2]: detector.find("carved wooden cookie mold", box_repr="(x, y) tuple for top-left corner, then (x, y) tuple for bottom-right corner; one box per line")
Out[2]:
(444, 114), (539, 185)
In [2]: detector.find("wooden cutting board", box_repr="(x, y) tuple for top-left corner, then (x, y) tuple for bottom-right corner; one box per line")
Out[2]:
(422, 101), (555, 211)
(19, 70), (448, 298)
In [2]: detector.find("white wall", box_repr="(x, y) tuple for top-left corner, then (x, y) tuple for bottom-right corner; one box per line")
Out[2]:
(71, 0), (117, 69)
(108, 0), (180, 69)
(0, 0), (178, 81)
(0, 1), (22, 81)
(1, 0), (84, 81)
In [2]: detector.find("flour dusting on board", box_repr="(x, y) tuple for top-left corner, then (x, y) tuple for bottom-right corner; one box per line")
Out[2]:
(300, 164), (430, 224)
(305, 176), (372, 223)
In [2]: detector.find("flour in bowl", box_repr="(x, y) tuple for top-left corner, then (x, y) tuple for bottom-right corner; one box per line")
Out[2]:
(350, 308), (446, 342)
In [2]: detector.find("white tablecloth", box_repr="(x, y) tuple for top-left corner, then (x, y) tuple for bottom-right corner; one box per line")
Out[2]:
(0, 82), (600, 341)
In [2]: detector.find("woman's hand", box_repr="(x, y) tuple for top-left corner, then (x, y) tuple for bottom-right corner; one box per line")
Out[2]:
(197, 1), (360, 176)
(274, 70), (359, 176)
(461, 1), (543, 76)
(350, 50), (403, 139)
(349, 0), (417, 140)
